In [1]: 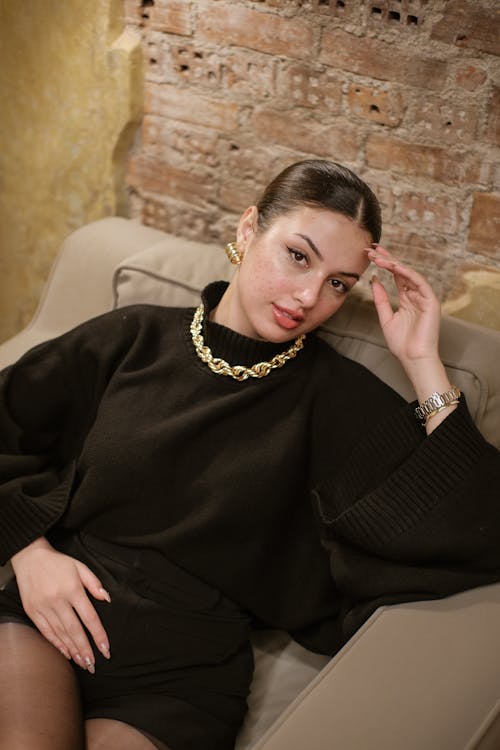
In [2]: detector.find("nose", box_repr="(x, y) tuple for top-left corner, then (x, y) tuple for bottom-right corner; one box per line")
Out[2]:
(293, 277), (323, 309)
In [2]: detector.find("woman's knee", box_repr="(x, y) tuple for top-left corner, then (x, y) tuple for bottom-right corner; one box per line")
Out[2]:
(85, 718), (171, 750)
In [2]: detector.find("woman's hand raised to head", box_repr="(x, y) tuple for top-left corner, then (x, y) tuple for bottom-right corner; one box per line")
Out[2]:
(367, 245), (456, 424)
(367, 245), (441, 365)
(10, 536), (111, 673)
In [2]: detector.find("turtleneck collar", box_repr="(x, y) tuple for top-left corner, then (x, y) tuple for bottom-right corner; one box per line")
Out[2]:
(192, 281), (310, 369)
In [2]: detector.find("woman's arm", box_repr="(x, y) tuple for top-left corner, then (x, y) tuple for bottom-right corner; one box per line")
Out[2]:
(0, 307), (141, 562)
(0, 308), (142, 668)
(312, 398), (500, 646)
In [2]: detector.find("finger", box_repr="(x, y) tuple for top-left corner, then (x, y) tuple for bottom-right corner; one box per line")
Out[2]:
(368, 247), (411, 295)
(370, 274), (395, 328)
(74, 561), (111, 659)
(75, 560), (111, 604)
(371, 243), (391, 258)
(72, 591), (111, 660)
(368, 248), (401, 274)
(53, 603), (97, 673)
(368, 247), (431, 295)
(30, 611), (72, 660)
(21, 596), (85, 668)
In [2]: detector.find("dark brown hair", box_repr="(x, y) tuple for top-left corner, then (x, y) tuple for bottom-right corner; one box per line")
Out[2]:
(256, 159), (382, 243)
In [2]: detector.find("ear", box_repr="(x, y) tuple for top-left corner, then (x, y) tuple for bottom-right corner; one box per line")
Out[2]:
(236, 206), (258, 252)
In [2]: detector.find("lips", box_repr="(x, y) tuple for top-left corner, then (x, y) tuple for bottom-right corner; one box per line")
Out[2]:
(272, 303), (305, 330)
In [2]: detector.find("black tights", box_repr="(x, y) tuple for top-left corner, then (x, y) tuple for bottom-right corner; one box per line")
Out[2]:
(0, 622), (170, 750)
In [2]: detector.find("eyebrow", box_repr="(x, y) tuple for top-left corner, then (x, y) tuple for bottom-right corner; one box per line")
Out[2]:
(294, 233), (361, 281)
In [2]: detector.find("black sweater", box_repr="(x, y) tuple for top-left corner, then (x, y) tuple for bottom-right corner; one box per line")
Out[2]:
(1, 282), (499, 655)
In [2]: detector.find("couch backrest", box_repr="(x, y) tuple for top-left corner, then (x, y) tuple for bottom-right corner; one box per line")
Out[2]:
(113, 237), (500, 449)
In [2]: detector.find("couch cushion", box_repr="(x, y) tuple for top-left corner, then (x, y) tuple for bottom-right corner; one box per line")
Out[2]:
(112, 235), (234, 309)
(112, 239), (500, 448)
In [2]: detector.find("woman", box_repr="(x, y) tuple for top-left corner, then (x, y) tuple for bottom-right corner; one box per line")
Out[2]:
(1, 160), (499, 750)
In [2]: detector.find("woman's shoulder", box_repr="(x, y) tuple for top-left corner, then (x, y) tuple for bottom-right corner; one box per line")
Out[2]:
(65, 303), (189, 340)
(97, 301), (188, 323)
(310, 334), (405, 409)
(312, 333), (386, 383)
(8, 304), (191, 373)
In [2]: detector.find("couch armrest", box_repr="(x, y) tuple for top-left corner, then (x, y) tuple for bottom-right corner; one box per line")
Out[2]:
(251, 583), (500, 750)
(0, 217), (167, 368)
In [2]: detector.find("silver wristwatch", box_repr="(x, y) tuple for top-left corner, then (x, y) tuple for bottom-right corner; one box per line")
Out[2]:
(414, 385), (461, 422)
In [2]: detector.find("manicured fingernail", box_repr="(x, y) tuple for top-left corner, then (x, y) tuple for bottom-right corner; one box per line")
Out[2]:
(75, 653), (83, 664)
(99, 587), (111, 603)
(100, 643), (111, 659)
(85, 657), (95, 674)
(59, 647), (70, 659)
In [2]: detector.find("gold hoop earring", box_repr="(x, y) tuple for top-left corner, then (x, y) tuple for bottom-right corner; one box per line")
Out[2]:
(225, 241), (241, 265)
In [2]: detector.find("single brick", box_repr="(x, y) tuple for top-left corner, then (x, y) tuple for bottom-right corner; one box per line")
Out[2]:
(218, 141), (284, 183)
(127, 157), (212, 206)
(398, 191), (461, 235)
(221, 49), (277, 99)
(197, 3), (314, 59)
(141, 115), (221, 168)
(168, 43), (222, 87)
(485, 86), (500, 147)
(431, 0), (500, 56)
(413, 97), (478, 145)
(139, 197), (215, 240)
(251, 107), (360, 161)
(276, 63), (342, 113)
(320, 29), (448, 90)
(143, 0), (193, 36)
(144, 83), (240, 131)
(366, 134), (480, 186)
(467, 193), (500, 256)
(346, 83), (405, 127)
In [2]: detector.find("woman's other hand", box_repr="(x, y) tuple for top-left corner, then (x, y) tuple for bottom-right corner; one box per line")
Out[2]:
(10, 537), (111, 672)
(367, 245), (458, 433)
(367, 244), (441, 364)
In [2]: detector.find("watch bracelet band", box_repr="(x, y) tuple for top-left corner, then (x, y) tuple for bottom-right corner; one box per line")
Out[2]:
(414, 384), (461, 422)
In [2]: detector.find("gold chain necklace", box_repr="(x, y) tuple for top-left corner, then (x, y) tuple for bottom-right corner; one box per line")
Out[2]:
(190, 304), (306, 381)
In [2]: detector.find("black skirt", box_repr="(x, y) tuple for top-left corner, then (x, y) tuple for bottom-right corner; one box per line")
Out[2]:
(0, 532), (253, 750)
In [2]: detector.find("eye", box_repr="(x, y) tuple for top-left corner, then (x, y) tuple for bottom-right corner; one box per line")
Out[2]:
(287, 247), (308, 265)
(328, 278), (349, 295)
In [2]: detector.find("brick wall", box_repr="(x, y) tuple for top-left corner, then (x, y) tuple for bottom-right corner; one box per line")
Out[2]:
(124, 0), (500, 302)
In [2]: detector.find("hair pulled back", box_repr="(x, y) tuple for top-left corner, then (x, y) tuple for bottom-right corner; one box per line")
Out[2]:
(256, 159), (381, 244)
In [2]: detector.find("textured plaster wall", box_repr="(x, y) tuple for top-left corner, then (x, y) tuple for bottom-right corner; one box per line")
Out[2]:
(0, 0), (142, 343)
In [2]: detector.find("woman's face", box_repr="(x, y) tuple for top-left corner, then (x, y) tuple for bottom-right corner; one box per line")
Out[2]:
(215, 205), (372, 342)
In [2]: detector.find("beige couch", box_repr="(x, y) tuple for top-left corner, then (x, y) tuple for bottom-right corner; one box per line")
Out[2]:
(1, 217), (499, 749)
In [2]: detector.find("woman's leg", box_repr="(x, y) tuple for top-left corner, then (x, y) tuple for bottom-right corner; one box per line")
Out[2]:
(0, 622), (85, 750)
(85, 718), (171, 749)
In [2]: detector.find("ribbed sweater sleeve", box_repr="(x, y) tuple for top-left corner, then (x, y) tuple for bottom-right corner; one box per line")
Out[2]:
(315, 399), (490, 545)
(313, 397), (500, 598)
(0, 308), (143, 564)
(309, 389), (500, 650)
